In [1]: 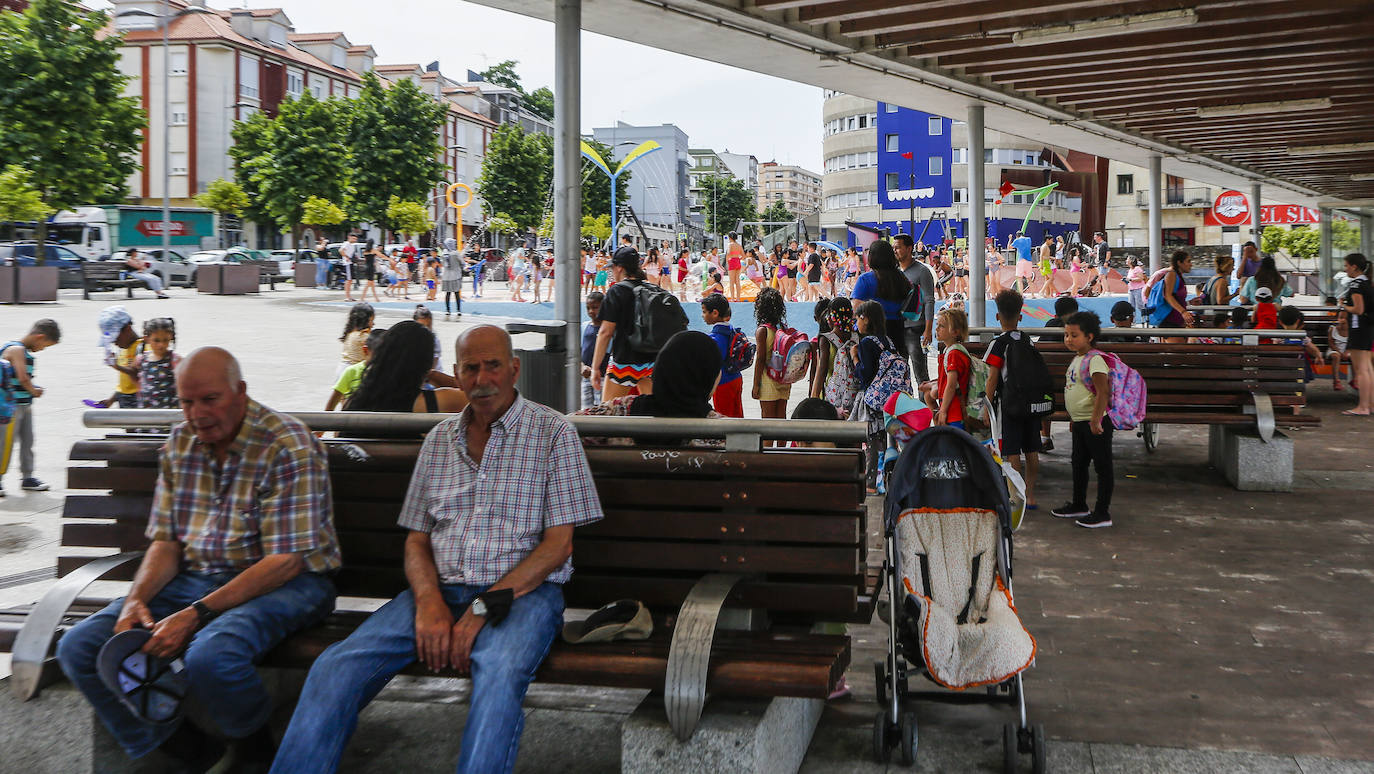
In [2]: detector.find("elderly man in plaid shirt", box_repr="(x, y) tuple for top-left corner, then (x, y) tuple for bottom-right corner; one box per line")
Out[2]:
(56, 347), (341, 772)
(273, 325), (604, 774)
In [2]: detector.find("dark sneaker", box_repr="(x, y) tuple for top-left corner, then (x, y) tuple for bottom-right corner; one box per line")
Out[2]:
(0, 485), (6, 498)
(1050, 502), (1089, 519)
(21, 478), (49, 491)
(1075, 512), (1113, 529)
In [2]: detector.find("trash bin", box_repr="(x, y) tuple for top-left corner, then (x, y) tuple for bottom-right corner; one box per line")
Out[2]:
(505, 320), (568, 413)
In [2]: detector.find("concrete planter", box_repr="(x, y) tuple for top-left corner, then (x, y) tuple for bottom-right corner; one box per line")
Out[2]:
(197, 264), (260, 295)
(0, 265), (60, 303)
(294, 261), (317, 288)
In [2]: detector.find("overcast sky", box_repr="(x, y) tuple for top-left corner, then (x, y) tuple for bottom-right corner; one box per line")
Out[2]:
(91, 0), (825, 171)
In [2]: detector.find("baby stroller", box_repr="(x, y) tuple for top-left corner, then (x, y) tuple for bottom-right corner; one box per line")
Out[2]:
(872, 425), (1045, 771)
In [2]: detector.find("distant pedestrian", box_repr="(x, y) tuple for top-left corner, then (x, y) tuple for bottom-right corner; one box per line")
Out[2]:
(339, 233), (361, 301)
(314, 238), (331, 288)
(122, 248), (169, 299)
(360, 242), (381, 302)
(338, 303), (374, 377)
(726, 233), (744, 301)
(0, 318), (60, 494)
(441, 238), (464, 315)
(701, 294), (745, 418)
(134, 318), (180, 410)
(1339, 253), (1372, 415)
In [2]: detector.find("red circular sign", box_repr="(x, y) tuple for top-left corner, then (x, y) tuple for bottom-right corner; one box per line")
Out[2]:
(1210, 190), (1251, 226)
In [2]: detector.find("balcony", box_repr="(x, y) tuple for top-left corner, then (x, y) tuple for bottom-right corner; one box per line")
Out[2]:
(1136, 188), (1213, 209)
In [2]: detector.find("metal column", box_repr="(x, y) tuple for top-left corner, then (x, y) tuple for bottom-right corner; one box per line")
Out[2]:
(967, 104), (986, 326)
(555, 0), (582, 411)
(1250, 183), (1262, 248)
(1362, 214), (1373, 261)
(1319, 207), (1333, 296)
(1147, 155), (1162, 274)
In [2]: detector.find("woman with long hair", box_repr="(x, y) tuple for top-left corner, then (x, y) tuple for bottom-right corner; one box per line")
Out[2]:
(361, 243), (382, 303)
(645, 246), (661, 288)
(1241, 256), (1293, 305)
(337, 302), (374, 377)
(1339, 253), (1373, 416)
(1208, 255), (1236, 306)
(1154, 250), (1194, 344)
(344, 321), (467, 414)
(850, 240), (913, 358)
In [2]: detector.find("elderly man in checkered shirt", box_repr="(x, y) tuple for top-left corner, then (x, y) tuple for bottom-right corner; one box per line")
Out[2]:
(273, 325), (604, 774)
(56, 347), (341, 772)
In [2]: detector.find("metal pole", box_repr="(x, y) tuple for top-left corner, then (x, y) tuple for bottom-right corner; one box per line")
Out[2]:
(1250, 182), (1262, 250)
(555, 0), (582, 411)
(1319, 207), (1333, 296)
(1362, 214), (1373, 261)
(609, 172), (617, 250)
(162, 1), (171, 258)
(967, 104), (986, 327)
(1148, 155), (1163, 274)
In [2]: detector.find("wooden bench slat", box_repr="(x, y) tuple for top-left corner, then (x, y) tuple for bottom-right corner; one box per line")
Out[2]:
(574, 538), (860, 575)
(583, 448), (863, 482)
(595, 478), (861, 512)
(580, 508), (864, 543)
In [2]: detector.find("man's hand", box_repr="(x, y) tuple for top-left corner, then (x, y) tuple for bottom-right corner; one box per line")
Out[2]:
(114, 598), (156, 635)
(414, 598), (455, 672)
(448, 609), (486, 674)
(1090, 417), (1104, 436)
(143, 607), (198, 658)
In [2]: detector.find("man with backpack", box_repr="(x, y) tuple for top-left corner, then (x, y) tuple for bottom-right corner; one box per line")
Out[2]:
(983, 291), (1053, 510)
(893, 234), (936, 382)
(701, 294), (752, 417)
(591, 246), (688, 401)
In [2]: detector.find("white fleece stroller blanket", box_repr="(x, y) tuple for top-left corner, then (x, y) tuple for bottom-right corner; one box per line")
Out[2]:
(895, 507), (1036, 690)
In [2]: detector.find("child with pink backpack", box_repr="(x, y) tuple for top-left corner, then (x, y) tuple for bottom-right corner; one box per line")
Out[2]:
(1050, 310), (1147, 529)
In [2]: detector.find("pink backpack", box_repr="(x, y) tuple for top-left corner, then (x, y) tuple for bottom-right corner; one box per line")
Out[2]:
(765, 325), (814, 384)
(1080, 349), (1147, 430)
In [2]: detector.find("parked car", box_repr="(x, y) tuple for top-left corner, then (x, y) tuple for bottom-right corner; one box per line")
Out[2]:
(0, 242), (87, 288)
(269, 248), (316, 275)
(189, 249), (229, 265)
(109, 248), (196, 287)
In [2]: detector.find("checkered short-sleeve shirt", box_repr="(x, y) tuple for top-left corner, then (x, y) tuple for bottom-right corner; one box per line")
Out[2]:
(145, 398), (342, 574)
(397, 395), (603, 585)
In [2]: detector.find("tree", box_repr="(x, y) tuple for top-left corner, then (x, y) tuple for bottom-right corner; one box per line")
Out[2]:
(697, 175), (756, 237)
(196, 178), (250, 248)
(485, 213), (522, 243)
(479, 60), (524, 92)
(0, 0), (143, 263)
(580, 137), (631, 220)
(1261, 224), (1287, 256)
(347, 71), (446, 240)
(581, 214), (611, 244)
(1332, 218), (1360, 253)
(228, 110), (276, 225)
(249, 92), (352, 245)
(526, 86), (555, 122)
(386, 197), (432, 238)
(0, 166), (54, 223)
(302, 196), (346, 244)
(477, 125), (550, 232)
(1284, 226), (1320, 261)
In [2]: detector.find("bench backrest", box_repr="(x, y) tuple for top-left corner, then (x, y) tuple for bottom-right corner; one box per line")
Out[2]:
(62, 436), (869, 623)
(962, 340), (1312, 420)
(81, 263), (127, 280)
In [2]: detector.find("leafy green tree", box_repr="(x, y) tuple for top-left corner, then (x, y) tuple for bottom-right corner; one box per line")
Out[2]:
(386, 196), (432, 237)
(486, 212), (521, 241)
(580, 137), (631, 220)
(196, 178), (250, 248)
(1332, 218), (1360, 253)
(0, 166), (54, 223)
(697, 175), (756, 238)
(302, 196), (346, 244)
(477, 125), (550, 232)
(1261, 224), (1287, 256)
(1284, 226), (1320, 261)
(249, 92), (352, 244)
(0, 0), (143, 263)
(526, 86), (555, 122)
(581, 214), (611, 244)
(228, 110), (276, 226)
(347, 71), (446, 240)
(479, 60), (524, 92)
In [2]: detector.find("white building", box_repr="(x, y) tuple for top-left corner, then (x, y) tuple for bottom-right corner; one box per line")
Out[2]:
(758, 161), (822, 217)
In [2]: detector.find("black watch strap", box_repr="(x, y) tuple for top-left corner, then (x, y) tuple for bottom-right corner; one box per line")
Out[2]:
(192, 600), (218, 626)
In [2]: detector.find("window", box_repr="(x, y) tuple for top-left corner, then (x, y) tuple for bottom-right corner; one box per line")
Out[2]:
(1025, 153), (1036, 165)
(885, 102), (898, 113)
(238, 56), (259, 98)
(268, 25), (286, 48)
(928, 116), (942, 135)
(169, 152), (187, 176)
(886, 173), (900, 191)
(857, 115), (867, 129)
(169, 51), (187, 76)
(929, 157), (942, 176)
(951, 148), (965, 164)
(309, 75), (325, 98)
(169, 102), (187, 126)
(1117, 174), (1134, 195)
(847, 116), (856, 130)
(286, 71), (304, 96)
(984, 148), (993, 163)
(885, 134), (900, 152)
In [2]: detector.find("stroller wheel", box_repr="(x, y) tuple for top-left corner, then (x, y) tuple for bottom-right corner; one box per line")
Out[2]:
(899, 710), (918, 766)
(873, 661), (888, 707)
(872, 711), (892, 762)
(1002, 723), (1018, 774)
(1031, 724), (1047, 774)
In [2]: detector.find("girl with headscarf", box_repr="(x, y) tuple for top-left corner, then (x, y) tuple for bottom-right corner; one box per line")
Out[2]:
(576, 330), (725, 446)
(440, 237), (464, 316)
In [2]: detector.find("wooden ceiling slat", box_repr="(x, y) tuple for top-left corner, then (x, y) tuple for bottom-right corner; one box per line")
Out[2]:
(1067, 84), (1372, 112)
(840, 0), (1180, 38)
(1117, 109), (1370, 129)
(1013, 54), (1374, 91)
(1026, 65), (1374, 98)
(968, 41), (1372, 78)
(800, 0), (1011, 25)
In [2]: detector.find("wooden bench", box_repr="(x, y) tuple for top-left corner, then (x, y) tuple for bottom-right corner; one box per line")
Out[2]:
(80, 262), (147, 300)
(2, 412), (876, 748)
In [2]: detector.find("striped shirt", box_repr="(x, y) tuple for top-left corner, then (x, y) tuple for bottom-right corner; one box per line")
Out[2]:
(397, 395), (603, 585)
(2, 341), (33, 405)
(146, 398), (342, 574)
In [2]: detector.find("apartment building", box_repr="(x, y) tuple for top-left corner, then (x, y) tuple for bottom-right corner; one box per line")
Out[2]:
(758, 162), (822, 217)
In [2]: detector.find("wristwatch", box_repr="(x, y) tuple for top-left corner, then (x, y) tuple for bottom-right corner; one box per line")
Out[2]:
(470, 597), (489, 618)
(192, 600), (219, 626)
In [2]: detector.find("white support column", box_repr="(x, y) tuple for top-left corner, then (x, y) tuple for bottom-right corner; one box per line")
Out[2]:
(1147, 155), (1163, 274)
(1250, 182), (1262, 249)
(555, 0), (582, 411)
(967, 104), (986, 327)
(1362, 214), (1373, 260)
(1319, 207), (1333, 296)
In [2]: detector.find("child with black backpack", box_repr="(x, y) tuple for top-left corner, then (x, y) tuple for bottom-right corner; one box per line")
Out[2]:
(983, 290), (1053, 510)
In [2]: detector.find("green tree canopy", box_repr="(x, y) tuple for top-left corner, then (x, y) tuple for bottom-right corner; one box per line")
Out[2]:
(386, 197), (432, 237)
(1283, 226), (1320, 260)
(526, 86), (554, 122)
(479, 60), (524, 92)
(1261, 224), (1286, 255)
(196, 178), (249, 217)
(347, 71), (446, 238)
(760, 199), (796, 226)
(696, 175), (756, 238)
(302, 196), (346, 228)
(477, 125), (550, 232)
(1331, 218), (1360, 253)
(486, 212), (521, 237)
(0, 166), (54, 222)
(249, 92), (352, 241)
(0, 0), (143, 261)
(581, 214), (611, 244)
(228, 110), (276, 224)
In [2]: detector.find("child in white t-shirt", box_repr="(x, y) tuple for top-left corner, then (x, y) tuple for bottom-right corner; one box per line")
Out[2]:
(1051, 311), (1113, 529)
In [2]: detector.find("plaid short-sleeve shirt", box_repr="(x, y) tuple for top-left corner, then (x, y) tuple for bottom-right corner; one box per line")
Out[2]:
(146, 398), (342, 574)
(397, 395), (603, 585)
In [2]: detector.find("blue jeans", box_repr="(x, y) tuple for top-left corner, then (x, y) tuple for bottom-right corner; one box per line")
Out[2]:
(316, 259), (331, 287)
(271, 582), (564, 774)
(56, 570), (336, 759)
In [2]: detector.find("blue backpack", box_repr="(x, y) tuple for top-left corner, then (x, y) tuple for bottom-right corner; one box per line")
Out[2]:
(0, 360), (15, 424)
(1147, 273), (1182, 326)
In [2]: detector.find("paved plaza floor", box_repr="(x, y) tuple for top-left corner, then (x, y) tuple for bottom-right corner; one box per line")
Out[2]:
(0, 282), (1371, 772)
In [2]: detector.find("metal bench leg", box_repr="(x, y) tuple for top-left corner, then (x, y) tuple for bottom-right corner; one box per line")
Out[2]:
(1249, 391), (1276, 442)
(11, 551), (143, 701)
(664, 572), (743, 741)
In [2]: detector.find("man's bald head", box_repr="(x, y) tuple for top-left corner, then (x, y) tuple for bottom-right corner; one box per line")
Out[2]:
(455, 325), (519, 420)
(456, 325), (514, 361)
(175, 347), (248, 454)
(176, 346), (243, 386)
